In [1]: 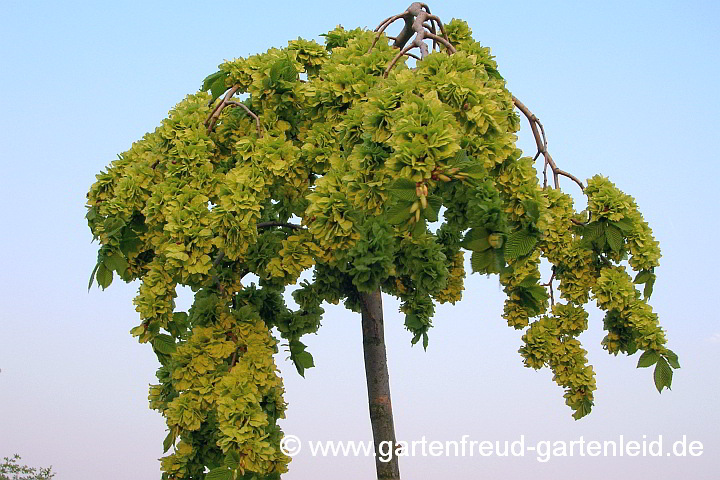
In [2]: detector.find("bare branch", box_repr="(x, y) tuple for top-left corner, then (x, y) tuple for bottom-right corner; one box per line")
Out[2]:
(512, 95), (585, 192)
(542, 269), (556, 306)
(212, 250), (226, 268)
(369, 13), (408, 53)
(226, 100), (263, 137)
(423, 14), (451, 48)
(424, 31), (456, 53)
(370, 2), (455, 76)
(374, 13), (403, 33)
(205, 85), (240, 133)
(384, 44), (419, 78)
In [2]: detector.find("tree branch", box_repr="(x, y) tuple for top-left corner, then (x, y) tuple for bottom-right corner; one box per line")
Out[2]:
(370, 2), (454, 78)
(256, 221), (304, 230)
(511, 95), (585, 192)
(205, 86), (262, 135)
(542, 269), (556, 306)
(384, 44), (420, 78)
(226, 101), (263, 137)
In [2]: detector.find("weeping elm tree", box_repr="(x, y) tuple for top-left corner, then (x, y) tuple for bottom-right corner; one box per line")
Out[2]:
(86, 3), (678, 479)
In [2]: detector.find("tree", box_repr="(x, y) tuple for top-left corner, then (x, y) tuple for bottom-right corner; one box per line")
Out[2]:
(0, 455), (54, 480)
(86, 3), (677, 479)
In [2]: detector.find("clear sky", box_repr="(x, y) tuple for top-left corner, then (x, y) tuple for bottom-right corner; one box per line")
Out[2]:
(1, 1), (719, 478)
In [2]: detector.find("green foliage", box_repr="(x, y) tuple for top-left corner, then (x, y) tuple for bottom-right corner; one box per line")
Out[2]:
(87, 15), (675, 478)
(1, 455), (54, 480)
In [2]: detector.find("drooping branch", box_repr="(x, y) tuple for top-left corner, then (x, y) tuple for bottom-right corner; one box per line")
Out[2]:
(511, 95), (585, 192)
(542, 269), (556, 306)
(205, 86), (263, 136)
(226, 101), (263, 137)
(205, 86), (240, 133)
(369, 2), (455, 78)
(384, 44), (420, 78)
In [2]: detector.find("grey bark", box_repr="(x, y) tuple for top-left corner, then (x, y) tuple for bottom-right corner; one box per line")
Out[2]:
(359, 288), (401, 480)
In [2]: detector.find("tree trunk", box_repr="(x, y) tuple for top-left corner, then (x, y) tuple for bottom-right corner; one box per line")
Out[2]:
(359, 288), (401, 480)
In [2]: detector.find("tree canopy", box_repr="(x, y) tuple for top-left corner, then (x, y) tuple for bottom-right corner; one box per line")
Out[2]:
(86, 10), (676, 479)
(1, 455), (54, 480)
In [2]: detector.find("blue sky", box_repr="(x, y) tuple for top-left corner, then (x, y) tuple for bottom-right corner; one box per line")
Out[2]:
(1, 1), (719, 478)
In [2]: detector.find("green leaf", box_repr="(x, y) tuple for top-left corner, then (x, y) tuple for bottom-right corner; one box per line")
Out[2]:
(292, 351), (314, 377)
(104, 217), (126, 238)
(152, 334), (177, 355)
(390, 177), (417, 190)
(422, 332), (429, 351)
(163, 430), (175, 453)
(288, 339), (307, 354)
(464, 237), (490, 252)
(202, 70), (225, 92)
(386, 201), (413, 225)
(518, 275), (541, 288)
(470, 250), (493, 273)
(664, 349), (681, 369)
(119, 228), (142, 257)
(95, 263), (113, 289)
(637, 350), (659, 368)
(644, 275), (656, 299)
(424, 196), (442, 222)
(626, 339), (638, 355)
(488, 249), (507, 274)
(458, 163), (486, 179)
(86, 205), (98, 223)
(595, 233), (607, 250)
(653, 357), (673, 392)
(525, 285), (547, 303)
(504, 229), (537, 259)
(210, 76), (229, 103)
(130, 325), (145, 337)
(461, 228), (489, 251)
(521, 199), (540, 223)
(224, 450), (241, 469)
(411, 217), (426, 237)
(453, 151), (486, 179)
(515, 285), (547, 315)
(289, 339), (314, 377)
(572, 399), (593, 420)
(388, 178), (419, 202)
(605, 225), (623, 252)
(407, 314), (424, 331)
(294, 351), (314, 369)
(462, 230), (491, 252)
(634, 270), (652, 284)
(612, 217), (634, 232)
(205, 467), (233, 480)
(104, 252), (129, 275)
(269, 56), (297, 83)
(582, 222), (605, 243)
(428, 195), (442, 215)
(88, 261), (101, 291)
